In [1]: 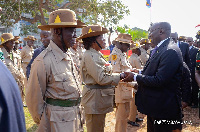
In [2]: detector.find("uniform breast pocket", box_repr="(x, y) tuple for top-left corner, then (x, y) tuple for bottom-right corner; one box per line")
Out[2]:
(50, 109), (76, 132)
(54, 73), (77, 95)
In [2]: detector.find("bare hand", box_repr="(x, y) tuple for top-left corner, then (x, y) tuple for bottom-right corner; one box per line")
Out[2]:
(181, 101), (188, 109)
(123, 72), (135, 82)
(131, 68), (139, 73)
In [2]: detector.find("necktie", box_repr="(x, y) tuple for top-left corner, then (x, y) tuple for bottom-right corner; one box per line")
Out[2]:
(150, 46), (158, 58)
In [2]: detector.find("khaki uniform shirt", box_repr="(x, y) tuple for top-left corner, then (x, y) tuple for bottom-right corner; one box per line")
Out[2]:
(81, 48), (120, 114)
(77, 47), (84, 61)
(21, 45), (33, 64)
(70, 47), (80, 68)
(26, 40), (82, 123)
(109, 47), (134, 103)
(128, 53), (142, 69)
(140, 47), (149, 66)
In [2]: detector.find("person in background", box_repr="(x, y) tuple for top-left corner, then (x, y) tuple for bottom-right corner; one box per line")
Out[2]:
(187, 37), (199, 108)
(127, 42), (143, 127)
(0, 33), (25, 104)
(21, 35), (36, 78)
(139, 38), (150, 66)
(108, 27), (118, 53)
(0, 60), (26, 132)
(171, 33), (191, 68)
(26, 30), (50, 79)
(78, 25), (125, 132)
(195, 51), (200, 117)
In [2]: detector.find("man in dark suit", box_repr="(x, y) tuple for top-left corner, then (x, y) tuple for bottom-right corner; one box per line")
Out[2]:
(171, 32), (190, 68)
(187, 37), (199, 108)
(26, 30), (50, 79)
(123, 22), (183, 132)
(0, 60), (26, 131)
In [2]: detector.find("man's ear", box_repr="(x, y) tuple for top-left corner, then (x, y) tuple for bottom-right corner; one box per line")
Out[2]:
(54, 28), (62, 35)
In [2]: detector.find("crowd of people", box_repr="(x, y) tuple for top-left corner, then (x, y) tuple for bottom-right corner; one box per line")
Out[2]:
(0, 8), (199, 132)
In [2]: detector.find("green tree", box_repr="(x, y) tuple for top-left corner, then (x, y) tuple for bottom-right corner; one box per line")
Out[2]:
(116, 25), (148, 42)
(0, 0), (129, 35)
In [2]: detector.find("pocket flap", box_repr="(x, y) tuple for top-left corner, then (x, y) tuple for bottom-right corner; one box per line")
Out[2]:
(100, 88), (114, 96)
(122, 86), (133, 91)
(50, 110), (75, 122)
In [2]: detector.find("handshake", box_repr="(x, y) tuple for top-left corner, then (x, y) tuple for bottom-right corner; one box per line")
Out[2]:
(119, 68), (139, 82)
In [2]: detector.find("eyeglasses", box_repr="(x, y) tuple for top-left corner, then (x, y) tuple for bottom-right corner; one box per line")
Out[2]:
(149, 28), (161, 34)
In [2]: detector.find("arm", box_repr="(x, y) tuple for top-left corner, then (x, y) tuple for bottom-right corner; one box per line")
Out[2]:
(83, 52), (120, 86)
(26, 58), (47, 124)
(137, 49), (182, 87)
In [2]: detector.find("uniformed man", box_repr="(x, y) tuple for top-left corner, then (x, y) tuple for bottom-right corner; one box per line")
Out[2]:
(139, 38), (150, 66)
(195, 51), (200, 117)
(0, 33), (25, 102)
(109, 33), (136, 132)
(77, 40), (84, 61)
(26, 9), (86, 132)
(127, 42), (143, 127)
(21, 35), (36, 78)
(78, 25), (125, 132)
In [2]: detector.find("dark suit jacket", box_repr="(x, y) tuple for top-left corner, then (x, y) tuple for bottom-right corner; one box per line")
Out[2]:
(136, 38), (183, 119)
(189, 46), (199, 80)
(0, 61), (26, 132)
(26, 46), (45, 79)
(178, 41), (190, 68)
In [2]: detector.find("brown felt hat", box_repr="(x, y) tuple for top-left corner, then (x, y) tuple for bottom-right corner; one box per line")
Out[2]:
(178, 36), (186, 41)
(38, 9), (86, 30)
(0, 33), (19, 47)
(24, 35), (37, 41)
(77, 25), (108, 40)
(140, 38), (151, 44)
(115, 33), (132, 44)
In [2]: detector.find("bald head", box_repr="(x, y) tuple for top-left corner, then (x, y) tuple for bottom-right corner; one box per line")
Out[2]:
(170, 32), (178, 43)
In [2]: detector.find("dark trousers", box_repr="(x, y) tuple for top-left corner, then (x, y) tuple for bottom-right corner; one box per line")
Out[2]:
(191, 79), (199, 106)
(147, 116), (182, 132)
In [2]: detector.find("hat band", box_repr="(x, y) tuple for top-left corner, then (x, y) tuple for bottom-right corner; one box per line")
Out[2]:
(116, 38), (132, 44)
(49, 22), (77, 25)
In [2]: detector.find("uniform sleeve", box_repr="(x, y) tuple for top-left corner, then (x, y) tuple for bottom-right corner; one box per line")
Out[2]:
(26, 58), (47, 124)
(83, 52), (120, 86)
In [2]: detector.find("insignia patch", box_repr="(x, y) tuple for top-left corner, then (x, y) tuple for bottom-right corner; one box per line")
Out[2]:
(88, 28), (92, 33)
(54, 15), (61, 23)
(112, 55), (117, 60)
(1, 37), (4, 43)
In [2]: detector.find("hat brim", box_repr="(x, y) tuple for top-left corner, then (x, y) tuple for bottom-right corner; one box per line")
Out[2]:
(38, 20), (86, 31)
(115, 38), (131, 44)
(15, 40), (22, 44)
(0, 36), (19, 45)
(78, 28), (108, 40)
(24, 38), (37, 41)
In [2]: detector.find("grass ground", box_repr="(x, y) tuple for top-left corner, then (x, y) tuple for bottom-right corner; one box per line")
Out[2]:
(24, 107), (200, 132)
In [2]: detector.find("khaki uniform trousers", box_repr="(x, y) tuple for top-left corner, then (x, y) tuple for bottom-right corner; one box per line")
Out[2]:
(85, 114), (106, 132)
(21, 63), (28, 96)
(37, 104), (83, 132)
(128, 96), (137, 122)
(115, 102), (130, 132)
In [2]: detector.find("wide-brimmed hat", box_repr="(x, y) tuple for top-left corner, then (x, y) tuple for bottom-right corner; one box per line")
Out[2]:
(178, 36), (186, 41)
(38, 9), (86, 30)
(24, 35), (37, 41)
(0, 33), (19, 47)
(77, 25), (108, 40)
(115, 33), (132, 44)
(130, 41), (140, 50)
(140, 38), (151, 44)
(15, 40), (22, 44)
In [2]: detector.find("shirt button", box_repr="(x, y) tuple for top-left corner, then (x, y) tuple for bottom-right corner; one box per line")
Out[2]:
(63, 78), (67, 82)
(62, 119), (65, 121)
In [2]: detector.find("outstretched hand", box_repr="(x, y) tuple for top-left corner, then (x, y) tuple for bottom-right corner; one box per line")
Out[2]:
(123, 72), (135, 82)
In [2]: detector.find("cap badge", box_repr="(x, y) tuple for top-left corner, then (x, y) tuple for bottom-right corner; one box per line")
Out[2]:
(54, 15), (61, 23)
(88, 28), (92, 33)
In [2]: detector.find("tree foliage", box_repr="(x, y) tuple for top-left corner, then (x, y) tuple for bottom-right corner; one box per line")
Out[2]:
(0, 0), (129, 35)
(116, 25), (148, 42)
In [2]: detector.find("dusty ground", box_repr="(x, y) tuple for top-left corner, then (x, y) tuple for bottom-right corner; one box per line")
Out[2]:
(104, 107), (200, 132)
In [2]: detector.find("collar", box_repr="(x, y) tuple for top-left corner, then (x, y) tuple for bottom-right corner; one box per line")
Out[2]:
(89, 47), (103, 56)
(48, 40), (72, 63)
(113, 46), (123, 55)
(189, 45), (193, 50)
(1, 47), (10, 59)
(157, 37), (170, 48)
